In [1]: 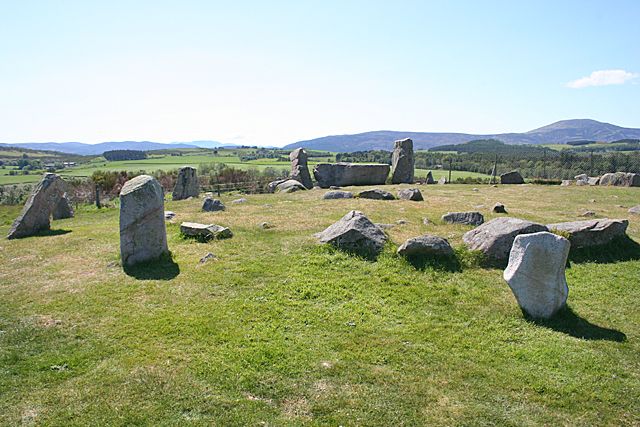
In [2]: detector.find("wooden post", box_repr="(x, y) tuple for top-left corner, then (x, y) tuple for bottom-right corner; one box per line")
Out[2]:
(95, 184), (101, 209)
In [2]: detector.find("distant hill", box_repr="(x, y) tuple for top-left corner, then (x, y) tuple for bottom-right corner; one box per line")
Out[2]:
(0, 140), (228, 155)
(284, 119), (640, 152)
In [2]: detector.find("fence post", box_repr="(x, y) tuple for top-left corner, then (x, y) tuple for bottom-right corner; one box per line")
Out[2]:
(589, 150), (594, 176)
(216, 184), (221, 197)
(490, 154), (498, 184)
(95, 184), (101, 209)
(448, 158), (452, 183)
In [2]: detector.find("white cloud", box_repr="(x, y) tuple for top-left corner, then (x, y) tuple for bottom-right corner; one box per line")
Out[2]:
(567, 69), (638, 89)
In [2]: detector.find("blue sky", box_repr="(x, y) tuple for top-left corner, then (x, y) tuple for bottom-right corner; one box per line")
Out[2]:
(0, 0), (638, 146)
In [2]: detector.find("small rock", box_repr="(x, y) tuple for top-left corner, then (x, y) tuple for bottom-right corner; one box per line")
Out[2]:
(397, 188), (423, 201)
(181, 222), (233, 240)
(442, 211), (484, 226)
(629, 205), (640, 215)
(232, 198), (248, 204)
(396, 219), (408, 225)
(472, 188), (479, 192)
(357, 189), (395, 200)
(492, 203), (507, 214)
(164, 211), (176, 220)
(560, 180), (572, 186)
(438, 176), (447, 185)
(397, 234), (454, 257)
(323, 190), (354, 199)
(202, 197), (225, 212)
(259, 222), (273, 229)
(580, 211), (596, 217)
(423, 218), (431, 225)
(199, 252), (217, 263)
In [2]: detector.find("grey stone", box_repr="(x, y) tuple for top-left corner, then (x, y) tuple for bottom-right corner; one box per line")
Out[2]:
(503, 232), (570, 319)
(425, 171), (435, 184)
(275, 179), (307, 193)
(574, 174), (588, 184)
(289, 148), (313, 189)
(587, 177), (600, 186)
(391, 138), (414, 184)
(52, 193), (74, 220)
(313, 163), (390, 188)
(323, 190), (354, 199)
(576, 180), (588, 186)
(358, 189), (395, 200)
(560, 180), (572, 186)
(547, 218), (629, 248)
(180, 221), (232, 240)
(397, 234), (454, 257)
(164, 211), (176, 220)
(500, 171), (524, 184)
(629, 205), (640, 215)
(423, 217), (431, 225)
(397, 188), (423, 201)
(438, 176), (446, 185)
(259, 222), (273, 229)
(231, 198), (248, 204)
(599, 172), (640, 187)
(119, 175), (168, 266)
(315, 210), (387, 256)
(172, 166), (199, 200)
(199, 252), (217, 263)
(492, 203), (507, 214)
(267, 179), (288, 193)
(462, 217), (549, 264)
(442, 211), (484, 226)
(202, 197), (226, 212)
(8, 173), (67, 239)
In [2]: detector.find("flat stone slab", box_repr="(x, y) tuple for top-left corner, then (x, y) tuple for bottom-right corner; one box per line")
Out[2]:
(358, 189), (395, 200)
(547, 218), (629, 248)
(313, 163), (390, 188)
(323, 190), (354, 199)
(504, 231), (570, 319)
(463, 217), (548, 264)
(180, 222), (233, 240)
(442, 211), (484, 226)
(397, 234), (454, 257)
(316, 210), (387, 256)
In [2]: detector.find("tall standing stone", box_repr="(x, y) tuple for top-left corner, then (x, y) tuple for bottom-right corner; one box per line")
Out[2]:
(52, 193), (74, 220)
(172, 166), (199, 200)
(503, 231), (570, 319)
(290, 148), (313, 189)
(391, 138), (415, 184)
(119, 175), (168, 267)
(7, 173), (67, 239)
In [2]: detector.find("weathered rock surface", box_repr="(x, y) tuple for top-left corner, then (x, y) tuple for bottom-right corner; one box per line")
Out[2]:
(172, 166), (199, 200)
(323, 190), (354, 199)
(547, 218), (629, 248)
(438, 176), (447, 185)
(425, 171), (435, 184)
(313, 163), (390, 188)
(503, 231), (570, 319)
(267, 179), (288, 193)
(397, 234), (454, 257)
(462, 217), (548, 263)
(315, 210), (387, 256)
(560, 180), (571, 186)
(180, 222), (232, 240)
(52, 193), (74, 220)
(492, 203), (507, 214)
(599, 172), (640, 187)
(442, 211), (484, 226)
(358, 189), (395, 200)
(119, 175), (168, 266)
(290, 148), (313, 189)
(587, 177), (600, 186)
(8, 173), (67, 239)
(500, 171), (524, 184)
(391, 138), (415, 184)
(629, 205), (640, 215)
(574, 174), (588, 185)
(397, 188), (423, 201)
(276, 179), (307, 193)
(202, 197), (226, 212)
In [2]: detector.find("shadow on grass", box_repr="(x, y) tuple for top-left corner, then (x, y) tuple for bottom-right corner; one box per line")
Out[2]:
(526, 305), (626, 342)
(123, 253), (180, 280)
(406, 254), (461, 273)
(19, 228), (72, 238)
(568, 236), (640, 264)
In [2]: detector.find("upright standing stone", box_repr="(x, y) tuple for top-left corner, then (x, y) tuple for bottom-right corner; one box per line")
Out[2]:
(7, 173), (66, 239)
(52, 193), (74, 220)
(500, 171), (524, 184)
(119, 175), (168, 267)
(503, 232), (570, 319)
(290, 148), (313, 189)
(391, 138), (415, 184)
(425, 171), (435, 184)
(172, 166), (199, 200)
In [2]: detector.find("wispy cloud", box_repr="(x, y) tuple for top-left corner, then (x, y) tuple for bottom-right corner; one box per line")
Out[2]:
(567, 69), (638, 89)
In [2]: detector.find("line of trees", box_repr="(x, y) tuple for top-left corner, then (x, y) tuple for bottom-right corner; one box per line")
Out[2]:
(103, 150), (147, 161)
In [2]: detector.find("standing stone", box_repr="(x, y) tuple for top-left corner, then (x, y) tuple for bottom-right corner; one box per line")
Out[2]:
(315, 210), (387, 256)
(463, 217), (548, 264)
(500, 171), (524, 184)
(119, 175), (168, 267)
(290, 148), (313, 189)
(391, 138), (414, 184)
(52, 193), (74, 220)
(7, 173), (67, 239)
(425, 171), (435, 184)
(172, 166), (199, 200)
(503, 232), (570, 319)
(397, 188), (423, 201)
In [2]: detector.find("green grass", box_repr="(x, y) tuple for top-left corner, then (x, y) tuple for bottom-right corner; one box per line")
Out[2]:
(1, 184), (639, 425)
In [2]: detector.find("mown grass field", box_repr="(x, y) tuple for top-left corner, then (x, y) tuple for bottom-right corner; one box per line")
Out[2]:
(1, 184), (639, 425)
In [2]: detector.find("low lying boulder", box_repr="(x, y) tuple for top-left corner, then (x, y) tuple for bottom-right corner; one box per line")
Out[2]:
(463, 217), (548, 264)
(547, 218), (629, 248)
(323, 190), (354, 199)
(503, 231), (570, 319)
(442, 211), (484, 226)
(425, 171), (435, 184)
(599, 172), (640, 187)
(358, 189), (395, 200)
(500, 171), (524, 184)
(315, 210), (387, 256)
(267, 179), (288, 193)
(232, 198), (248, 204)
(560, 180), (571, 186)
(397, 234), (454, 257)
(492, 203), (507, 214)
(276, 179), (307, 193)
(397, 188), (423, 201)
(313, 163), (390, 188)
(180, 222), (233, 240)
(587, 177), (600, 186)
(202, 197), (225, 212)
(629, 205), (640, 215)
